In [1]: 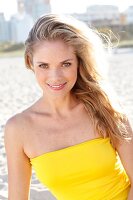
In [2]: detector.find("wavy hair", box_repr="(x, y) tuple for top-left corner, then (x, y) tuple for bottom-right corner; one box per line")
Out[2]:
(24, 14), (132, 147)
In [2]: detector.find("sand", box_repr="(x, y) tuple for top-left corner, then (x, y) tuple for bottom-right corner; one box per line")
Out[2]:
(0, 48), (133, 199)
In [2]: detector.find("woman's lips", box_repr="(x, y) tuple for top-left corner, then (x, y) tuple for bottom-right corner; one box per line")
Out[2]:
(47, 82), (67, 90)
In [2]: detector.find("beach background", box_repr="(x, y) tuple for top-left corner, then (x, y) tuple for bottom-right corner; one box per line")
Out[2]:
(0, 48), (133, 200)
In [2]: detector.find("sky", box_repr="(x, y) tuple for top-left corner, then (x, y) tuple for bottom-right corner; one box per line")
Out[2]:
(0, 0), (133, 20)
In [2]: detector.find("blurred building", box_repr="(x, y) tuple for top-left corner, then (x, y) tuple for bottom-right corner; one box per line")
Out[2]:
(120, 13), (127, 25)
(72, 13), (90, 24)
(17, 0), (25, 14)
(9, 13), (34, 43)
(0, 13), (10, 42)
(9, 0), (52, 43)
(86, 5), (120, 26)
(17, 0), (51, 21)
(126, 6), (133, 24)
(1, 2), (133, 43)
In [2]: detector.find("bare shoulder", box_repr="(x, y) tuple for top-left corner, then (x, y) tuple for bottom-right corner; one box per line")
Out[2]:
(4, 114), (24, 150)
(5, 112), (26, 128)
(5, 110), (28, 132)
(4, 108), (34, 146)
(4, 98), (43, 150)
(4, 99), (40, 133)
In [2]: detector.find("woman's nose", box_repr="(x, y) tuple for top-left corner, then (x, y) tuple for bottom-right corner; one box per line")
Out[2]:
(49, 68), (62, 79)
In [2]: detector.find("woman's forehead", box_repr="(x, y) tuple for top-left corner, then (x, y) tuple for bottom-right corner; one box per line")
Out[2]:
(33, 39), (72, 49)
(32, 40), (76, 58)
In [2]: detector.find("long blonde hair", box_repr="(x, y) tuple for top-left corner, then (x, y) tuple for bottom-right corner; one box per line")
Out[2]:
(24, 14), (132, 146)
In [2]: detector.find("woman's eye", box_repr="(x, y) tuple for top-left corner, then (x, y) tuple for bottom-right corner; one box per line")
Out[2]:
(63, 62), (71, 67)
(38, 64), (48, 69)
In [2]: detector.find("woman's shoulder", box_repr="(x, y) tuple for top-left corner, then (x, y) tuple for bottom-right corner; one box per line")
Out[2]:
(4, 97), (44, 137)
(4, 113), (26, 151)
(4, 113), (27, 141)
(5, 112), (26, 128)
(6, 97), (42, 125)
(4, 104), (36, 139)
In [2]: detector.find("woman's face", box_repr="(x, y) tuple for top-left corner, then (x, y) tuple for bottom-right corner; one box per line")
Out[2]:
(32, 40), (78, 98)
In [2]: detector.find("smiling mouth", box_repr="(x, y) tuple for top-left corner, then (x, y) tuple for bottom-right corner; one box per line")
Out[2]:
(47, 82), (67, 90)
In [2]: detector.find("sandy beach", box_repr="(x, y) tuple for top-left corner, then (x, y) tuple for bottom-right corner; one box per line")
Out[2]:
(0, 48), (133, 200)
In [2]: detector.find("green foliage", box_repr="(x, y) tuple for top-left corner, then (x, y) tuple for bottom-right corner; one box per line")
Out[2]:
(117, 40), (133, 48)
(0, 42), (24, 52)
(0, 42), (24, 57)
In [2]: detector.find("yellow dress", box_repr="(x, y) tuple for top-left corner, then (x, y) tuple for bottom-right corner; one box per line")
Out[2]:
(30, 137), (130, 200)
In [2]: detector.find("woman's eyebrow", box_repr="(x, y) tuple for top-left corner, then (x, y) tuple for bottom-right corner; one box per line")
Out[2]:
(60, 59), (73, 63)
(36, 58), (74, 64)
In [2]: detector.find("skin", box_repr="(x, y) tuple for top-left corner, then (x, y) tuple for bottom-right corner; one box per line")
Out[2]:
(115, 120), (133, 200)
(4, 40), (133, 199)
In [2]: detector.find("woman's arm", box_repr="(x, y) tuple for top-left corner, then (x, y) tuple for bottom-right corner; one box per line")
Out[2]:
(115, 118), (133, 200)
(128, 188), (133, 200)
(4, 115), (32, 200)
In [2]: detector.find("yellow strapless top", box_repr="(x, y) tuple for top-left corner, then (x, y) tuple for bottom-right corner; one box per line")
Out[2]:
(30, 137), (130, 200)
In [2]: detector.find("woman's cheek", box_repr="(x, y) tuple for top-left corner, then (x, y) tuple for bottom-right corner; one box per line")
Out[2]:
(35, 71), (46, 86)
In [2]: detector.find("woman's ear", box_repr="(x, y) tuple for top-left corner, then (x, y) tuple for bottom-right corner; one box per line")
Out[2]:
(30, 64), (34, 73)
(26, 55), (34, 72)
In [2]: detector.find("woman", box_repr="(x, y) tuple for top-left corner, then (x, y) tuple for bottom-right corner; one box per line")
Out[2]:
(4, 14), (133, 200)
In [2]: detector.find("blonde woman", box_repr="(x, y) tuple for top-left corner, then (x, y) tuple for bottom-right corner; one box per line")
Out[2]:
(4, 14), (133, 200)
